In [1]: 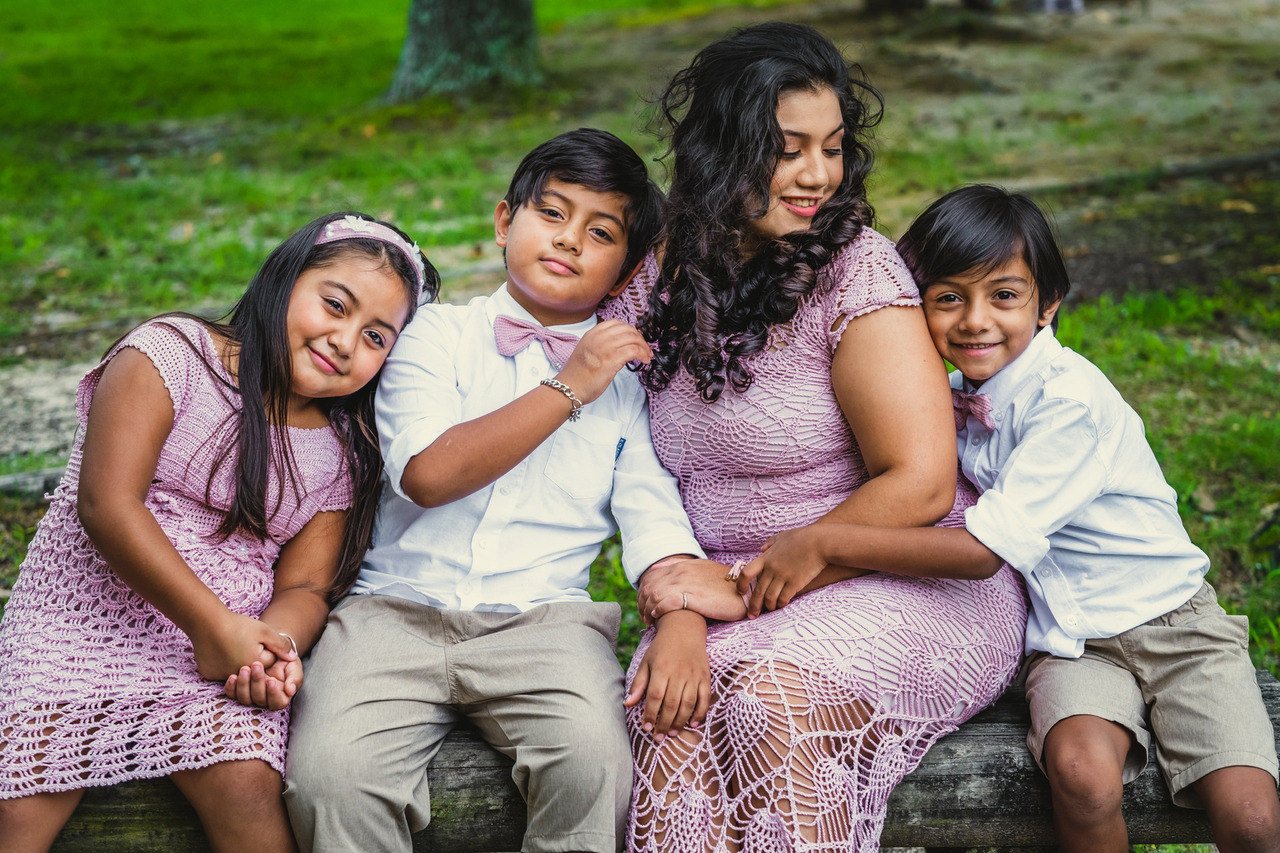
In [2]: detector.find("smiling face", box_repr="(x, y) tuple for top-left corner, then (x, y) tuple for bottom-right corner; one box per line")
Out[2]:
(495, 177), (632, 327)
(921, 255), (1061, 388)
(285, 254), (411, 420)
(748, 86), (845, 245)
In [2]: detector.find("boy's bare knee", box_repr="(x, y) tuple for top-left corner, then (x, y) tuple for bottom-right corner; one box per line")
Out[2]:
(1213, 794), (1280, 852)
(1043, 725), (1127, 823)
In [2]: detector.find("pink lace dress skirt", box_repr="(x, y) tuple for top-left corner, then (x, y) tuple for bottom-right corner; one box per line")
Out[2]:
(625, 478), (1026, 853)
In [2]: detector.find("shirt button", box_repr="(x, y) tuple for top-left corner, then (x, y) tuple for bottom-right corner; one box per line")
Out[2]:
(552, 362), (563, 370)
(477, 540), (488, 550)
(500, 485), (513, 496)
(1066, 615), (1079, 626)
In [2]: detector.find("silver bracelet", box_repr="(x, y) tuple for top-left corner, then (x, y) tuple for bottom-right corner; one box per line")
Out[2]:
(540, 379), (583, 422)
(279, 632), (299, 658)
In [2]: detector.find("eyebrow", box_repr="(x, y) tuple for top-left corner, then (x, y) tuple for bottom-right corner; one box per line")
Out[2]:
(542, 188), (627, 231)
(324, 280), (402, 337)
(782, 123), (846, 141)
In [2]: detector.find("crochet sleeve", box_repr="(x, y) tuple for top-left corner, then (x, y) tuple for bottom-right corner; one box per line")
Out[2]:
(824, 229), (922, 347)
(75, 318), (211, 428)
(317, 450), (355, 513)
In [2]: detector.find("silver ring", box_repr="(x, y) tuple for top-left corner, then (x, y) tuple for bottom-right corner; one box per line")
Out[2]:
(681, 592), (688, 610)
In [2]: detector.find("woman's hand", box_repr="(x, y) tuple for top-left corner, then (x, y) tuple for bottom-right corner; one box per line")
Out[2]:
(638, 558), (746, 624)
(738, 525), (832, 618)
(625, 610), (711, 739)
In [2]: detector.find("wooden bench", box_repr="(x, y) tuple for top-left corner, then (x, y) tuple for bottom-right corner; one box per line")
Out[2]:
(50, 672), (1280, 852)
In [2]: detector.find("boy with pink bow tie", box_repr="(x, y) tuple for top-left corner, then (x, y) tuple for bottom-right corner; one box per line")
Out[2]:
(734, 185), (1279, 853)
(284, 129), (705, 853)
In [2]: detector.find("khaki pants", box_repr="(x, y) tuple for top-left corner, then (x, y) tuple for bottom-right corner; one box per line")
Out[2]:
(285, 594), (632, 853)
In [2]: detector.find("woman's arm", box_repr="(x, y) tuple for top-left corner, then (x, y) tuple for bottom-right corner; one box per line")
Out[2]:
(742, 304), (959, 608)
(78, 348), (296, 682)
(828, 304), (957, 526)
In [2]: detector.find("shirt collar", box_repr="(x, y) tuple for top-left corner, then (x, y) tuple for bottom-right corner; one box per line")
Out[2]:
(957, 325), (1062, 413)
(488, 283), (599, 337)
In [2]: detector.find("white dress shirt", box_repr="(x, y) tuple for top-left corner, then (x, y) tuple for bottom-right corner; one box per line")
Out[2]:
(355, 284), (704, 612)
(956, 326), (1208, 658)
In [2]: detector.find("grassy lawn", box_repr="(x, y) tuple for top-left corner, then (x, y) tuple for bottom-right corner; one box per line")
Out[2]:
(2, 0), (1278, 699)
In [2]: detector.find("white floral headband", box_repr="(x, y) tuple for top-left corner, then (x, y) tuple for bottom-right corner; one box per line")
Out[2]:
(314, 214), (426, 299)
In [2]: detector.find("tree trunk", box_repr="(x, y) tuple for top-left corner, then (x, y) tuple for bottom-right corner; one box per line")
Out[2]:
(388, 0), (540, 102)
(864, 0), (928, 14)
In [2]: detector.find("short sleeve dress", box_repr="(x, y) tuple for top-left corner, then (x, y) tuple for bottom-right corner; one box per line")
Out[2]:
(0, 318), (353, 797)
(601, 230), (1028, 853)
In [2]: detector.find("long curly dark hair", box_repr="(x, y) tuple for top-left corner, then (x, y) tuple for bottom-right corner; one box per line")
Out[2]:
(124, 212), (439, 602)
(639, 22), (884, 402)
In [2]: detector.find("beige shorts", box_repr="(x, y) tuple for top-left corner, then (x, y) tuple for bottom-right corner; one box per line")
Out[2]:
(1025, 581), (1278, 807)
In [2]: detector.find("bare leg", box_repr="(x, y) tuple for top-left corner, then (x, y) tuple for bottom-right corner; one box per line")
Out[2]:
(0, 789), (84, 853)
(1041, 714), (1131, 853)
(1192, 765), (1280, 853)
(170, 759), (297, 853)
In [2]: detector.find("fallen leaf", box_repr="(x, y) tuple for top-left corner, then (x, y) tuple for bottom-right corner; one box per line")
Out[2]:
(1221, 199), (1256, 213)
(1193, 484), (1217, 513)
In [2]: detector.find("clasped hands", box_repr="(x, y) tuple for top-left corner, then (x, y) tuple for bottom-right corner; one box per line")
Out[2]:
(191, 610), (303, 712)
(642, 524), (856, 623)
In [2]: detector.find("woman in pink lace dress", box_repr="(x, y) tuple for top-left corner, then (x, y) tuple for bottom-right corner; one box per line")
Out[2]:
(0, 213), (436, 852)
(603, 24), (1027, 852)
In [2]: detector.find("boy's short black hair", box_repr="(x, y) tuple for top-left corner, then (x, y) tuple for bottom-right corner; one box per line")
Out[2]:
(504, 128), (664, 284)
(896, 184), (1071, 325)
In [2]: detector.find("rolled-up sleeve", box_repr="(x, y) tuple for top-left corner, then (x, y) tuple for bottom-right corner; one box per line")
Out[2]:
(374, 308), (464, 502)
(964, 397), (1110, 575)
(610, 397), (704, 585)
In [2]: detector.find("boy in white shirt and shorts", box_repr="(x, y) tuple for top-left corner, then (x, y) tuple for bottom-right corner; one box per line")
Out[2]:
(285, 129), (705, 853)
(739, 184), (1280, 852)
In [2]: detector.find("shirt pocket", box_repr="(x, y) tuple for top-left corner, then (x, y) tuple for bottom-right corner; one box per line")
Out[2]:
(544, 412), (620, 503)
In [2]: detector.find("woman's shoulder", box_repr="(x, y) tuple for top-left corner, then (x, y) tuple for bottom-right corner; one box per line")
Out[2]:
(821, 226), (918, 301)
(598, 249), (659, 325)
(827, 226), (909, 275)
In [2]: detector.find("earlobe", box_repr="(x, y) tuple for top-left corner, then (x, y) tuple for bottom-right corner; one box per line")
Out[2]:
(493, 201), (512, 248)
(608, 258), (645, 297)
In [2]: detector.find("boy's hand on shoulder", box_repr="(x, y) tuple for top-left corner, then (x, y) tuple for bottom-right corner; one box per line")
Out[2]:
(556, 319), (651, 405)
(625, 610), (710, 740)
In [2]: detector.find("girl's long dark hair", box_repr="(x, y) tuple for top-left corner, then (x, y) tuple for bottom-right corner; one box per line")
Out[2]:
(639, 22), (884, 402)
(123, 212), (438, 602)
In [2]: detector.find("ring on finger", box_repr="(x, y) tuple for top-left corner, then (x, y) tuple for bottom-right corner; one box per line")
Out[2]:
(681, 592), (688, 610)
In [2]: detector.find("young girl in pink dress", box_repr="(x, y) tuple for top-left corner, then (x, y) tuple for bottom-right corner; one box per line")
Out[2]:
(603, 23), (1028, 853)
(0, 212), (437, 853)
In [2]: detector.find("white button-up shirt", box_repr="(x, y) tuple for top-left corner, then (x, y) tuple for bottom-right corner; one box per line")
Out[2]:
(956, 327), (1208, 658)
(354, 284), (704, 612)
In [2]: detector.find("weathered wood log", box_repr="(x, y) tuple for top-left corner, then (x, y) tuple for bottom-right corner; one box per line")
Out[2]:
(52, 672), (1280, 853)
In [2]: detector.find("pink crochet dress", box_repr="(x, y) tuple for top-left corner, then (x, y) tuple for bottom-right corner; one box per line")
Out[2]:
(602, 230), (1027, 853)
(0, 318), (353, 797)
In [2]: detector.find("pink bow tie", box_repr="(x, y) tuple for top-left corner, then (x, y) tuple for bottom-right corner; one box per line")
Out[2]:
(952, 389), (997, 432)
(493, 315), (580, 367)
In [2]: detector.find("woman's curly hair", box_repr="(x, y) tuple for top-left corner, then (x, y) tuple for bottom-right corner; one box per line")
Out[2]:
(639, 22), (883, 402)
